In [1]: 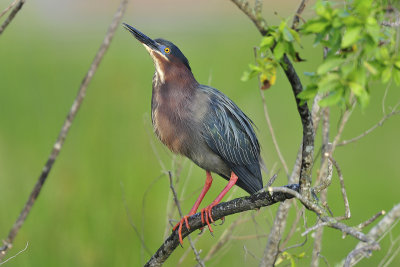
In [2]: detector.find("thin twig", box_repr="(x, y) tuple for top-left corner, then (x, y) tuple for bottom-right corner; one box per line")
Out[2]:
(0, 241), (28, 265)
(254, 48), (289, 176)
(203, 217), (248, 262)
(0, 0), (24, 36)
(266, 173), (278, 188)
(281, 207), (304, 249)
(302, 222), (329, 236)
(280, 208), (308, 255)
(230, 0), (268, 35)
(331, 101), (356, 150)
(347, 204), (400, 266)
(357, 211), (386, 230)
(344, 243), (380, 267)
(168, 172), (204, 267)
(261, 93), (322, 267)
(0, 0), (129, 260)
(0, 0), (18, 19)
(382, 243), (400, 267)
(329, 156), (351, 220)
(311, 106), (330, 267)
(291, 0), (309, 30)
(120, 182), (152, 256)
(141, 173), (165, 263)
(338, 110), (400, 146)
(243, 245), (261, 261)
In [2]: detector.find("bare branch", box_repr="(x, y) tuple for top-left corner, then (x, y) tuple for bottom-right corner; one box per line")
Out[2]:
(281, 206), (305, 249)
(254, 47), (289, 176)
(329, 156), (350, 220)
(344, 243), (380, 267)
(261, 94), (322, 267)
(382, 20), (400, 27)
(144, 184), (300, 267)
(311, 106), (330, 267)
(357, 211), (386, 230)
(0, 242), (28, 266)
(0, 0), (129, 260)
(338, 110), (400, 146)
(291, 0), (309, 30)
(347, 204), (400, 266)
(0, 0), (25, 36)
(230, 0), (268, 35)
(0, 0), (18, 19)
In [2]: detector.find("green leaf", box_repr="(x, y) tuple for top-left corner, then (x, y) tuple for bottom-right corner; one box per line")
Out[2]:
(289, 29), (301, 43)
(348, 82), (364, 96)
(332, 17), (343, 28)
(297, 85), (318, 100)
(393, 69), (400, 85)
(303, 20), (330, 33)
(357, 89), (370, 108)
(319, 90), (343, 106)
(379, 47), (390, 61)
(273, 41), (285, 60)
(381, 67), (392, 83)
(283, 27), (294, 42)
(341, 26), (362, 48)
(278, 20), (287, 33)
(317, 73), (341, 92)
(260, 36), (275, 49)
(394, 60), (400, 70)
(317, 57), (344, 75)
(248, 64), (262, 72)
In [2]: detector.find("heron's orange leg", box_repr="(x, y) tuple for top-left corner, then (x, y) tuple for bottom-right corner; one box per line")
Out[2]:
(201, 172), (238, 232)
(173, 171), (213, 245)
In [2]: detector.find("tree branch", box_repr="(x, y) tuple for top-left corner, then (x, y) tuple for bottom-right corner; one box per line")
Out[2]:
(338, 110), (400, 146)
(144, 184), (300, 267)
(346, 203), (400, 266)
(230, 0), (268, 35)
(0, 0), (25, 36)
(0, 0), (129, 260)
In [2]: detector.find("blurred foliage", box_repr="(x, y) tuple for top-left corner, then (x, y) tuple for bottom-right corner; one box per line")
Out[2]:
(243, 0), (400, 109)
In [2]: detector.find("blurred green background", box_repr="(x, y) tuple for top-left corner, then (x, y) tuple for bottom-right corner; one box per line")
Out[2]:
(1, 0), (400, 266)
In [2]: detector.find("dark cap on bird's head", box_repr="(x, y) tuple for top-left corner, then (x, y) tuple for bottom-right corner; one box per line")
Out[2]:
(123, 23), (191, 71)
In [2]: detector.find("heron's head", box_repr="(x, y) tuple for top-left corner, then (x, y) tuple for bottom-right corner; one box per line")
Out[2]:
(123, 23), (191, 80)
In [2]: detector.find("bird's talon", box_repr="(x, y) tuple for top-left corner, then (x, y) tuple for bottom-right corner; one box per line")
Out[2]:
(184, 216), (190, 230)
(178, 223), (184, 245)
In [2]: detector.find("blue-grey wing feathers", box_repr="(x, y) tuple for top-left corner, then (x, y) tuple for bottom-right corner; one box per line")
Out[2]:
(200, 85), (263, 194)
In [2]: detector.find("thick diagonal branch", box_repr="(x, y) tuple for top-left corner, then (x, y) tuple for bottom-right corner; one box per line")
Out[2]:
(0, 0), (129, 260)
(144, 184), (300, 267)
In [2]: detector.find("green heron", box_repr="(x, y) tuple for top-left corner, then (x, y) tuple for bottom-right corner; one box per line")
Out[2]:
(123, 23), (264, 244)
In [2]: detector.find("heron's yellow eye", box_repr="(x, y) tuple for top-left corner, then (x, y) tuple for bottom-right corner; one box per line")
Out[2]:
(164, 47), (170, 54)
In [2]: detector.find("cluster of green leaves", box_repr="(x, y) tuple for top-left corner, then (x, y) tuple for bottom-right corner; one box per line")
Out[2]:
(299, 0), (399, 107)
(241, 20), (301, 89)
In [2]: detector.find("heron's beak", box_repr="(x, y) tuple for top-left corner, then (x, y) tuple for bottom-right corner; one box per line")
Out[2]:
(123, 23), (160, 53)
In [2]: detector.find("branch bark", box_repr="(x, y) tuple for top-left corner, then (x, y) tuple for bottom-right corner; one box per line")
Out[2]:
(0, 0), (129, 260)
(0, 0), (25, 36)
(144, 184), (300, 267)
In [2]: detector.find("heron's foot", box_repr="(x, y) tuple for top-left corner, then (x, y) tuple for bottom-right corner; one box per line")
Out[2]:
(173, 215), (191, 245)
(200, 203), (218, 233)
